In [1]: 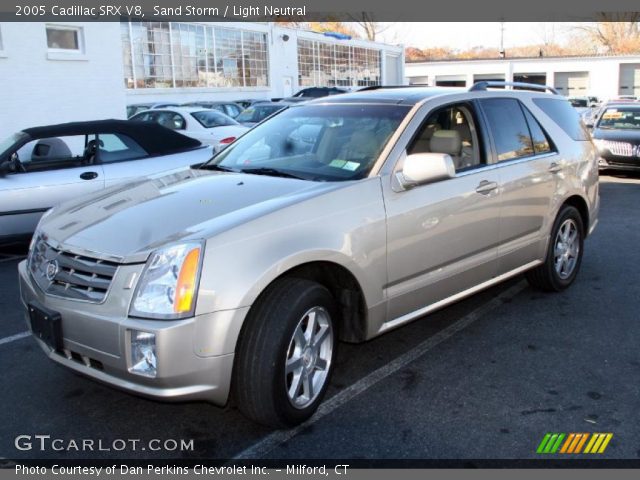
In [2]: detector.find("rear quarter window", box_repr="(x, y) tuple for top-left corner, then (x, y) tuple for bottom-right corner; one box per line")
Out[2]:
(532, 98), (591, 141)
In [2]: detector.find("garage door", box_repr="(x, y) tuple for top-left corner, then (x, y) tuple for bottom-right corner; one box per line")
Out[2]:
(619, 64), (640, 97)
(554, 72), (589, 96)
(435, 75), (466, 87)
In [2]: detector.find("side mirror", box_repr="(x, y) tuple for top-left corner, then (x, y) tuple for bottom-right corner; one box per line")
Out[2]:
(0, 158), (11, 176)
(397, 152), (456, 189)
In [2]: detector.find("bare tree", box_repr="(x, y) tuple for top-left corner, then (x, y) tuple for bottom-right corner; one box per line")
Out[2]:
(349, 14), (393, 41)
(573, 15), (640, 54)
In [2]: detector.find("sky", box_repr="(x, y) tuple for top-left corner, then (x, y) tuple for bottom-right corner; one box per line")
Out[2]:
(376, 22), (582, 50)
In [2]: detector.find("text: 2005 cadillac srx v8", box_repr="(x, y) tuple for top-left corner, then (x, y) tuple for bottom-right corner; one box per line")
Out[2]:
(20, 84), (599, 427)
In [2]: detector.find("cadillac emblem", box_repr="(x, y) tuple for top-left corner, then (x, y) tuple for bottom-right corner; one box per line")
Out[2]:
(45, 260), (59, 281)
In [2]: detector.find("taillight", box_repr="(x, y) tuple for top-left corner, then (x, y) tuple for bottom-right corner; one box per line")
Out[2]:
(220, 137), (236, 144)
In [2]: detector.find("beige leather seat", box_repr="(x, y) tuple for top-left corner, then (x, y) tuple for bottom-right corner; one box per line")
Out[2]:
(429, 130), (463, 169)
(412, 123), (441, 153)
(452, 122), (476, 169)
(338, 130), (379, 161)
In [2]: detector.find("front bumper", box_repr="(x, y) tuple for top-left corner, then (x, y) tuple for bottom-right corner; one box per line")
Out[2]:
(599, 156), (640, 171)
(18, 260), (248, 405)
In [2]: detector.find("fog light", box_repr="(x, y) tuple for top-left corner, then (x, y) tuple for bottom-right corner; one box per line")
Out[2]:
(129, 330), (157, 377)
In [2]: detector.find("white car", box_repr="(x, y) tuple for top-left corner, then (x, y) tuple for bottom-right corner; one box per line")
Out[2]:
(129, 107), (248, 151)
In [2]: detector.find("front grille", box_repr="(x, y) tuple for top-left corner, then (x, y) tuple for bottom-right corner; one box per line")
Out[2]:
(29, 235), (118, 303)
(603, 140), (634, 157)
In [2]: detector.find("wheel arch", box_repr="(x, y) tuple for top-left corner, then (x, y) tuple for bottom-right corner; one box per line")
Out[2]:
(561, 194), (590, 236)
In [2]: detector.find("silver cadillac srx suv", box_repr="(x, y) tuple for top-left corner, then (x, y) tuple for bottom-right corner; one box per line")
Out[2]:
(19, 83), (599, 427)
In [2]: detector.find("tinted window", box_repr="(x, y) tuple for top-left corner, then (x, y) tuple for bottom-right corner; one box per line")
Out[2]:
(521, 106), (553, 155)
(533, 98), (591, 141)
(480, 98), (534, 161)
(191, 111), (238, 128)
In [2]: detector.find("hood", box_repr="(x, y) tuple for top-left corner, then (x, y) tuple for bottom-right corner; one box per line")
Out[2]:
(41, 168), (340, 263)
(592, 128), (640, 142)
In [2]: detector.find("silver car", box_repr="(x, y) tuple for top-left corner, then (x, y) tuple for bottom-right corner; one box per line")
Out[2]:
(19, 84), (599, 427)
(0, 120), (214, 244)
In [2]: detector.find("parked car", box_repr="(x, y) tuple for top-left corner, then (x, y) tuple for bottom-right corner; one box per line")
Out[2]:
(234, 99), (268, 110)
(180, 101), (243, 118)
(20, 84), (599, 428)
(591, 103), (640, 171)
(0, 120), (212, 244)
(235, 101), (291, 127)
(129, 107), (248, 151)
(126, 102), (180, 118)
(277, 86), (348, 103)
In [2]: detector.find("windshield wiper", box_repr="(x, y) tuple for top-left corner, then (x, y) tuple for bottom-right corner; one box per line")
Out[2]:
(199, 164), (238, 172)
(239, 167), (306, 180)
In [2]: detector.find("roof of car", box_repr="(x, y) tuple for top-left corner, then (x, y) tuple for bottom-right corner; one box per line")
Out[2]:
(307, 86), (465, 105)
(22, 119), (202, 155)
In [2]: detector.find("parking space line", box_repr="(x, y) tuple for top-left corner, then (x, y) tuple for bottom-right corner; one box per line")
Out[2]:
(232, 281), (527, 460)
(0, 331), (30, 346)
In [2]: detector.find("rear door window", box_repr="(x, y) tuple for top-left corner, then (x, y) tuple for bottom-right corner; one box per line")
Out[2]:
(521, 106), (553, 155)
(479, 98), (534, 161)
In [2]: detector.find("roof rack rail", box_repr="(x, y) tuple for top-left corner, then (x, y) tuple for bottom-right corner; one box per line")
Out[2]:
(469, 81), (559, 95)
(357, 85), (416, 92)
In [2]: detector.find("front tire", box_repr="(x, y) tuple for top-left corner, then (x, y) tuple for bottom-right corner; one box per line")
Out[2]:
(233, 277), (338, 428)
(526, 205), (584, 292)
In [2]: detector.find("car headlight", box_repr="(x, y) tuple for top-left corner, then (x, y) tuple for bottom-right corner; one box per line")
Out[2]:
(129, 242), (204, 320)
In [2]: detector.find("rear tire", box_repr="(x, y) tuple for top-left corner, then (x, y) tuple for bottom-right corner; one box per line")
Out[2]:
(526, 205), (584, 292)
(233, 277), (338, 428)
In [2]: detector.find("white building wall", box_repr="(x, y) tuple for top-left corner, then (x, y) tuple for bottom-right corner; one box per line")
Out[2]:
(0, 21), (404, 139)
(405, 55), (640, 99)
(0, 22), (125, 137)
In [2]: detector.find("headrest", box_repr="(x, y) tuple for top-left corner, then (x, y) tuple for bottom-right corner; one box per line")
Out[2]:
(32, 138), (72, 160)
(430, 130), (461, 156)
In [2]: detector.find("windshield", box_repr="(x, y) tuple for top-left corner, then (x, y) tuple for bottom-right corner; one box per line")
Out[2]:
(0, 132), (28, 160)
(190, 111), (238, 128)
(204, 104), (410, 181)
(236, 105), (285, 123)
(570, 98), (588, 108)
(597, 108), (640, 130)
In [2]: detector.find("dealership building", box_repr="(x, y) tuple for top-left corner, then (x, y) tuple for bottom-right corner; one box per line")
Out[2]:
(0, 21), (404, 136)
(405, 55), (640, 99)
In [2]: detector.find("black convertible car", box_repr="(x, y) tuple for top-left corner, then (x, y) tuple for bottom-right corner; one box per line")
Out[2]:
(591, 103), (640, 172)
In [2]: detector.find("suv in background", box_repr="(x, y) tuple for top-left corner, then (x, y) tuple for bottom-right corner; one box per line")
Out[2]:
(277, 86), (348, 103)
(20, 83), (599, 428)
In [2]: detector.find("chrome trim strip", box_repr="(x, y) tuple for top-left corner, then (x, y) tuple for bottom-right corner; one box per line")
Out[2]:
(379, 260), (541, 334)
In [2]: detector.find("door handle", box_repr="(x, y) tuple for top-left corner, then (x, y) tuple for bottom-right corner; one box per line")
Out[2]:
(80, 171), (98, 180)
(475, 180), (498, 195)
(548, 162), (562, 173)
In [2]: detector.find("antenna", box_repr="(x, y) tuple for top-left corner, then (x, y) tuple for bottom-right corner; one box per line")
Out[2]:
(499, 20), (505, 58)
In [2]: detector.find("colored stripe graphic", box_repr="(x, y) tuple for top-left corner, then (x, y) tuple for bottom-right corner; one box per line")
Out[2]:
(538, 433), (612, 454)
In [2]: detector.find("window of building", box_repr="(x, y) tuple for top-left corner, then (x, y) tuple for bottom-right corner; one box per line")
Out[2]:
(46, 25), (83, 53)
(297, 39), (381, 88)
(121, 21), (269, 90)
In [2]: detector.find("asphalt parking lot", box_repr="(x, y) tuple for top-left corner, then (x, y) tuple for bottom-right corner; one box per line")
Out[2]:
(0, 174), (639, 463)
